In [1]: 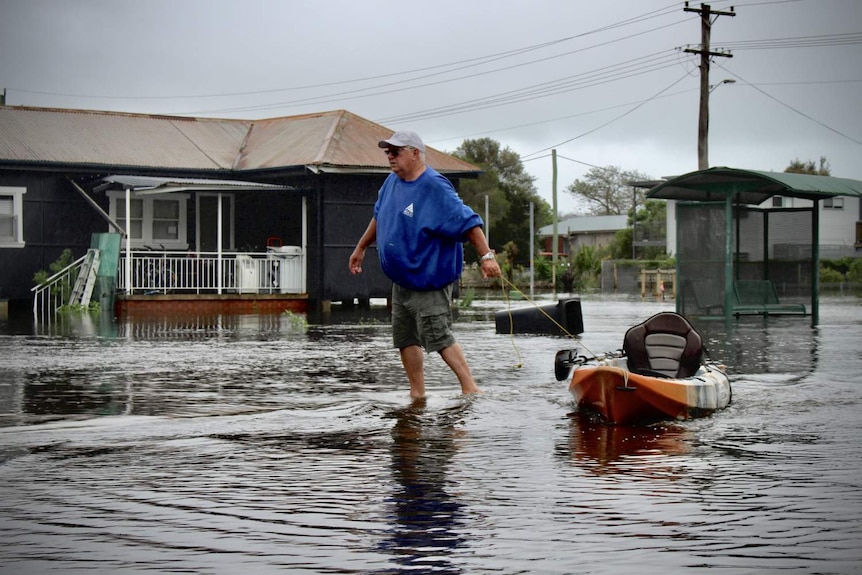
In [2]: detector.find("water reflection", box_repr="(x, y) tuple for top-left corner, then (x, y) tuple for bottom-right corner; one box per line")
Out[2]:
(559, 413), (693, 475)
(380, 398), (468, 574)
(1, 296), (861, 573)
(692, 316), (818, 376)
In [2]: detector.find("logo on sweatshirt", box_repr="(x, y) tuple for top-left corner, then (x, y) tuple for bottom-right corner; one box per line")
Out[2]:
(402, 203), (414, 217)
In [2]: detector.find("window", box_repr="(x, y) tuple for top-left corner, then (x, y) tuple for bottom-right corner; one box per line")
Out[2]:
(108, 191), (189, 249)
(116, 197), (144, 240)
(152, 199), (180, 241)
(772, 196), (784, 208)
(823, 197), (844, 209)
(0, 186), (26, 247)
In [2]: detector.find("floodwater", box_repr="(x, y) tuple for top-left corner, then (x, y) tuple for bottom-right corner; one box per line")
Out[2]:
(0, 294), (860, 575)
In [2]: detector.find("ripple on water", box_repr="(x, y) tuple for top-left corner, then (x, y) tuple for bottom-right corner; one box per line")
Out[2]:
(1, 296), (861, 574)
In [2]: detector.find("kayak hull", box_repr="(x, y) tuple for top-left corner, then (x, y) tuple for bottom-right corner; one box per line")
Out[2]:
(569, 356), (731, 425)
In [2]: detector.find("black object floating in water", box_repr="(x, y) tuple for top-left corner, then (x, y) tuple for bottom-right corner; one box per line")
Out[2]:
(495, 298), (584, 336)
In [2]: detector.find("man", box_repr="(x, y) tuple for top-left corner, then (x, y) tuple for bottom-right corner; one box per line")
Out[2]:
(349, 130), (502, 398)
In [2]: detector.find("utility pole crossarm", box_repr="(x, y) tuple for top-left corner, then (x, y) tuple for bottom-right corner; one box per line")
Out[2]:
(683, 2), (735, 17)
(683, 47), (733, 59)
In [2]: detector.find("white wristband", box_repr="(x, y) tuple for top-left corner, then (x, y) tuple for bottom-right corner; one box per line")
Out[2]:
(480, 251), (496, 262)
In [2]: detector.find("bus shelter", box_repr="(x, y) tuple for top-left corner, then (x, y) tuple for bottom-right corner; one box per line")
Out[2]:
(647, 167), (862, 326)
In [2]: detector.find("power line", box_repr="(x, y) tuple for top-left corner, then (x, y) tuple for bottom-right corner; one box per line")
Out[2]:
(521, 72), (691, 160)
(717, 32), (862, 51)
(429, 86), (700, 145)
(717, 66), (862, 146)
(9, 3), (683, 106)
(430, 75), (859, 157)
(186, 18), (690, 117)
(376, 50), (683, 124)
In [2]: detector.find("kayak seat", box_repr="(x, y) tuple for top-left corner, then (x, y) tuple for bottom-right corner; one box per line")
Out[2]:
(623, 312), (703, 379)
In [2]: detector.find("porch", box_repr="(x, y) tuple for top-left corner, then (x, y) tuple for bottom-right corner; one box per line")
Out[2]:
(116, 248), (308, 316)
(118, 248), (306, 296)
(33, 247), (308, 321)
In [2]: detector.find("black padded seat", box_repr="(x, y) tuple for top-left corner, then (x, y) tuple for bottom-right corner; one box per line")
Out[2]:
(623, 312), (704, 378)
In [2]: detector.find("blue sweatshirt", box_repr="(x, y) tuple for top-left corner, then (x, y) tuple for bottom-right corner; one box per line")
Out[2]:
(374, 166), (483, 291)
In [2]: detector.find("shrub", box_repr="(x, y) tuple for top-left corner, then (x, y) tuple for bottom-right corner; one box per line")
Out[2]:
(848, 259), (862, 283)
(819, 266), (845, 284)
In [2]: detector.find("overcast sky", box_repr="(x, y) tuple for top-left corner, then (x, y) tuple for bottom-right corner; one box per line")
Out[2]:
(1, 0), (860, 214)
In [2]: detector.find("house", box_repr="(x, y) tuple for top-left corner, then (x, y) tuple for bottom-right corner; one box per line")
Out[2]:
(0, 106), (480, 316)
(537, 214), (628, 257)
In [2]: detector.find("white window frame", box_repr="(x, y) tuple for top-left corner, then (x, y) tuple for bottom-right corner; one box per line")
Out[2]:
(823, 197), (844, 209)
(107, 191), (190, 249)
(0, 186), (26, 248)
(196, 192), (236, 252)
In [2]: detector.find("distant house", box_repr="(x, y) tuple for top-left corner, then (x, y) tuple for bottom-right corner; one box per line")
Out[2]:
(538, 215), (628, 257)
(0, 106), (479, 315)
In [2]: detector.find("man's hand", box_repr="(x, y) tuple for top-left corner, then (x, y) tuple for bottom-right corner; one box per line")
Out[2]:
(349, 248), (364, 274)
(480, 258), (502, 279)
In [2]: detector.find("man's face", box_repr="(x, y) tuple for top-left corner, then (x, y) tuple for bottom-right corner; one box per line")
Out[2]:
(384, 146), (418, 178)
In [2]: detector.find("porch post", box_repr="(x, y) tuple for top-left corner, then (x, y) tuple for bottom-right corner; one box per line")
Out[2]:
(125, 186), (132, 293)
(302, 195), (308, 292)
(217, 192), (223, 294)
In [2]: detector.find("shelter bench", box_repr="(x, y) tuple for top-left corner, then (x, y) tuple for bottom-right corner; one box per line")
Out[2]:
(732, 280), (806, 316)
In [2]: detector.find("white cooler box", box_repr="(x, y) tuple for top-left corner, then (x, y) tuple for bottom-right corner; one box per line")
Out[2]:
(267, 246), (304, 294)
(236, 255), (260, 294)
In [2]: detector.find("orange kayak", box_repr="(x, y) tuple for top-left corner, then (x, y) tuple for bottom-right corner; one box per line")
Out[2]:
(567, 355), (731, 425)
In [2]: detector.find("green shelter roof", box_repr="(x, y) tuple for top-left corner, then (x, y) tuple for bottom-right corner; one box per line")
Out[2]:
(647, 167), (862, 205)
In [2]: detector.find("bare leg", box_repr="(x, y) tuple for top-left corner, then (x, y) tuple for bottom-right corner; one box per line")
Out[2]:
(399, 345), (426, 399)
(438, 343), (481, 395)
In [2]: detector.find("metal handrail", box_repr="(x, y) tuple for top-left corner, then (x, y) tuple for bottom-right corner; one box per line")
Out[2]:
(31, 253), (89, 321)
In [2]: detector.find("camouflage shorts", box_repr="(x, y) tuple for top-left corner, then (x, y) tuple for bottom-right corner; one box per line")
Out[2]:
(391, 283), (455, 353)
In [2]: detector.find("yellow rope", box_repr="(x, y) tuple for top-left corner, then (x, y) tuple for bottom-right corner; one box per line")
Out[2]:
(500, 280), (523, 369)
(500, 276), (578, 339)
(498, 276), (600, 360)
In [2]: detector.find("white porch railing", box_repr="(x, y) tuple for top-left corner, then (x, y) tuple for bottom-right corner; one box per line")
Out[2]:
(33, 249), (305, 321)
(117, 250), (305, 295)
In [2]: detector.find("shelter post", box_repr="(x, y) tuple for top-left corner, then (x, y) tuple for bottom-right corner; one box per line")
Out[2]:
(724, 195), (734, 320)
(811, 200), (819, 326)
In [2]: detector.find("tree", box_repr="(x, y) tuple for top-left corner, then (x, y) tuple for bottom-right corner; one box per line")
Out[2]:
(609, 199), (667, 260)
(785, 156), (831, 175)
(565, 165), (653, 215)
(453, 138), (552, 265)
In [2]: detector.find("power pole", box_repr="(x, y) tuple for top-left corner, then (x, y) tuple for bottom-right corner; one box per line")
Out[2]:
(551, 149), (558, 293)
(684, 2), (734, 170)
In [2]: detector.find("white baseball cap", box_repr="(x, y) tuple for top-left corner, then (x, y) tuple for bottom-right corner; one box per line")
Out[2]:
(378, 130), (425, 153)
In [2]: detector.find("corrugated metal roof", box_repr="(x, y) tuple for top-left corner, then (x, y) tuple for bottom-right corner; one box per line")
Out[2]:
(0, 106), (478, 175)
(538, 215), (628, 237)
(0, 107), (247, 170)
(648, 167), (862, 203)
